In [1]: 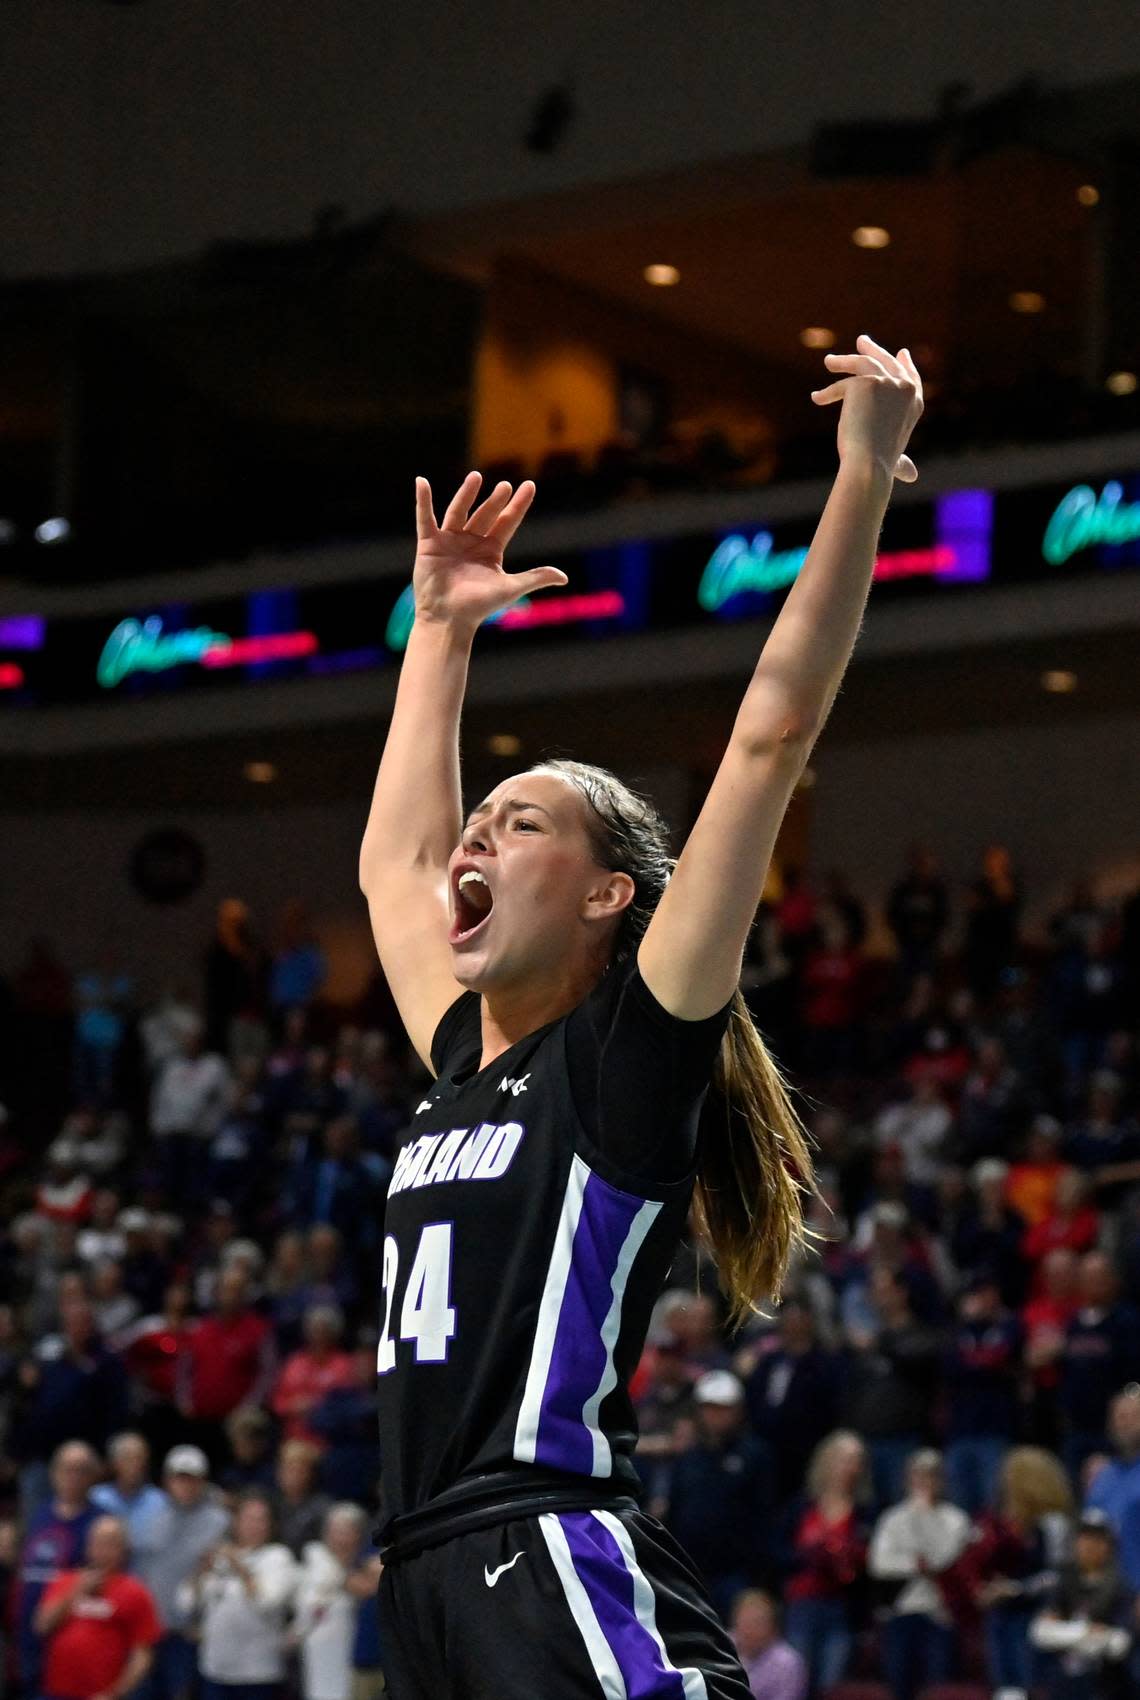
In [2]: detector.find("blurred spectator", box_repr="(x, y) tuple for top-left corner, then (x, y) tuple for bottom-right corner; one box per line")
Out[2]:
(72, 955), (132, 1109)
(13, 1298), (129, 1503)
(943, 1273), (1023, 1515)
(92, 1434), (167, 1564)
(35, 1515), (161, 1700)
(265, 1231), (311, 1349)
(76, 1190), (125, 1267)
(653, 1292), (731, 1378)
(1064, 1072), (1140, 1211)
(1030, 1509), (1134, 1699)
(665, 1372), (772, 1619)
(270, 901), (328, 1025)
(220, 1408), (276, 1497)
(91, 1260), (141, 1342)
(887, 846), (950, 986)
(730, 1588), (807, 1700)
(740, 904), (795, 1059)
(206, 1058), (272, 1217)
(289, 1120), (383, 1250)
(841, 1265), (943, 1509)
(271, 1307), (354, 1447)
(798, 907), (865, 1077)
(868, 1448), (971, 1700)
(871, 1077), (953, 1193)
(292, 1503), (370, 1700)
(821, 870), (867, 952)
(307, 1334), (381, 1509)
(963, 843), (1022, 1005)
(1086, 1387), (1140, 1590)
(136, 1445), (230, 1700)
(204, 899), (269, 1060)
(36, 1139), (95, 1226)
(140, 987), (201, 1081)
(1024, 1170), (1101, 1275)
(775, 866), (818, 975)
(741, 1298), (837, 1504)
(782, 1430), (868, 1697)
(150, 1022), (232, 1206)
(274, 1441), (333, 1557)
(1058, 1252), (1140, 1478)
(1052, 928), (1130, 1106)
(176, 1268), (275, 1464)
(946, 1445), (1073, 1694)
(121, 1282), (195, 1459)
(1007, 1115), (1068, 1228)
(957, 1034), (1028, 1163)
(15, 1441), (100, 1690)
(950, 1159), (1025, 1305)
(1023, 1248), (1082, 1448)
(178, 1490), (297, 1697)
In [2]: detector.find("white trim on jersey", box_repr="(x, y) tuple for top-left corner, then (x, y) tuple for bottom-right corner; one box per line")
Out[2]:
(514, 1153), (590, 1464)
(582, 1198), (662, 1476)
(591, 1510), (709, 1700)
(539, 1514), (627, 1700)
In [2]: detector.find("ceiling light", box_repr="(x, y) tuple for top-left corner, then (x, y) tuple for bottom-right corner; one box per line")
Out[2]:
(852, 225), (890, 249)
(487, 733), (522, 757)
(1009, 291), (1046, 315)
(1041, 670), (1078, 694)
(800, 326), (836, 350)
(34, 516), (71, 545)
(1106, 370), (1137, 396)
(644, 264), (680, 287)
(1076, 184), (1100, 207)
(244, 761), (277, 783)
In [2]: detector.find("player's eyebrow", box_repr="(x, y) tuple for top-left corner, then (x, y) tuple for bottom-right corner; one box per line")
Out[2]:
(464, 797), (555, 828)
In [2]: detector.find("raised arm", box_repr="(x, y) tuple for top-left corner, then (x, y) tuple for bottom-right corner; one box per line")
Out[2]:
(639, 335), (923, 1019)
(359, 473), (566, 1067)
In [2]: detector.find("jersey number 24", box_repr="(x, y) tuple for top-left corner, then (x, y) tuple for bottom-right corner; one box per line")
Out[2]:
(377, 1223), (457, 1372)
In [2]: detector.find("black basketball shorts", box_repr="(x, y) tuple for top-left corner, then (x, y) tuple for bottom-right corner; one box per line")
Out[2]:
(378, 1504), (752, 1699)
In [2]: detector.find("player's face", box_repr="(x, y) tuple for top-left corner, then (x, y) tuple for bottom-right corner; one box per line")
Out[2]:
(447, 771), (626, 992)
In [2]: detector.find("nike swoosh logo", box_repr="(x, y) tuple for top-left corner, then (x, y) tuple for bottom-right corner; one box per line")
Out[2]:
(484, 1551), (526, 1587)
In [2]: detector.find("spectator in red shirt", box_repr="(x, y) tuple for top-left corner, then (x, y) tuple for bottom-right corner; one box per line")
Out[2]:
(783, 1430), (869, 1697)
(800, 909), (865, 1078)
(177, 1268), (275, 1465)
(270, 1305), (353, 1446)
(1022, 1247), (1080, 1447)
(35, 1515), (162, 1700)
(1023, 1170), (1100, 1280)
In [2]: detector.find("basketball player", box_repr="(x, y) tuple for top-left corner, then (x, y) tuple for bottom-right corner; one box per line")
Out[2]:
(360, 335), (922, 1697)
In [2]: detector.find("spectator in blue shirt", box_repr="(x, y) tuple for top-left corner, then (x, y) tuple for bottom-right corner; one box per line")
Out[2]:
(944, 1274), (1023, 1515)
(91, 1433), (168, 1568)
(1086, 1386), (1140, 1590)
(14, 1440), (100, 1691)
(1059, 1253), (1140, 1480)
(11, 1297), (129, 1507)
(270, 900), (328, 1022)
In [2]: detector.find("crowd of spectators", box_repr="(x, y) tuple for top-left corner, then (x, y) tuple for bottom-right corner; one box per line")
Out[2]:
(0, 843), (1138, 1700)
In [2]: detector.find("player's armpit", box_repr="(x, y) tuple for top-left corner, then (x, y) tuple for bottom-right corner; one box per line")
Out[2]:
(363, 867), (466, 1072)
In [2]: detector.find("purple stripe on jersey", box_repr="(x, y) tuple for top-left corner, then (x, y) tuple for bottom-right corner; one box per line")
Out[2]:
(559, 1512), (687, 1699)
(533, 1172), (644, 1475)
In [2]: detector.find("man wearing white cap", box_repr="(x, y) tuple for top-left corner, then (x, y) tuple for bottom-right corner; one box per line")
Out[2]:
(135, 1446), (230, 1700)
(665, 1371), (774, 1619)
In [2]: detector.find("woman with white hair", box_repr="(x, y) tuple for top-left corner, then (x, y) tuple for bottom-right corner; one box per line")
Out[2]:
(292, 1503), (377, 1700)
(869, 1449), (972, 1700)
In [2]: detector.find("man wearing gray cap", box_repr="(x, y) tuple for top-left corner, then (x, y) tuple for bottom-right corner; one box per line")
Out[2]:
(135, 1446), (230, 1700)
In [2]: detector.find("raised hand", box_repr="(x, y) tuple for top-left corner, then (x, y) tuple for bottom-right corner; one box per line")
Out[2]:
(413, 472), (567, 633)
(811, 334), (923, 484)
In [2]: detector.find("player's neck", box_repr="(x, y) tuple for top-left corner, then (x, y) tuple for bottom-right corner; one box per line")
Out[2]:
(479, 959), (601, 1068)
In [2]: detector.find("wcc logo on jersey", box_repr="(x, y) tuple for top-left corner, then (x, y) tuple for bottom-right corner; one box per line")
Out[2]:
(387, 1121), (526, 1198)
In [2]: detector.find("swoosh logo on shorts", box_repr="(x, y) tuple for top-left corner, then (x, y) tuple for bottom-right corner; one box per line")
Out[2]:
(484, 1551), (527, 1587)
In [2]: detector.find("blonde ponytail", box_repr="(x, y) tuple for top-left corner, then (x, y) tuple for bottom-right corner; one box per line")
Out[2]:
(530, 757), (817, 1327)
(695, 989), (816, 1327)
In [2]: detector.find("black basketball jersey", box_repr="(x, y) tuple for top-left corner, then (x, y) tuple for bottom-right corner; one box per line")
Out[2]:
(374, 955), (731, 1541)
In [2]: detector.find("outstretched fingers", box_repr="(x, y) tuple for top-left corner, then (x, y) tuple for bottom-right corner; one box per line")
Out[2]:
(441, 470), (483, 531)
(488, 480), (537, 547)
(855, 333), (904, 378)
(465, 481), (515, 535)
(414, 477), (439, 540)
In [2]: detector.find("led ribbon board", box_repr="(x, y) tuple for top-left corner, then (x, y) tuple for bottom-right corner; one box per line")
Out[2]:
(1042, 480), (1140, 565)
(96, 616), (317, 688)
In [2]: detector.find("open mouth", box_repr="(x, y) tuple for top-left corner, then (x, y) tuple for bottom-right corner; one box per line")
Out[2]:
(450, 867), (495, 945)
